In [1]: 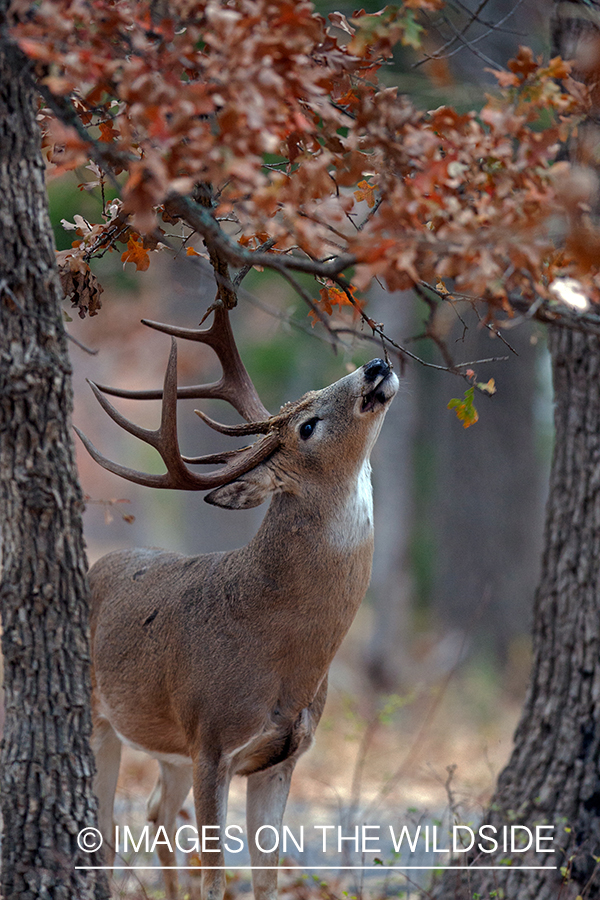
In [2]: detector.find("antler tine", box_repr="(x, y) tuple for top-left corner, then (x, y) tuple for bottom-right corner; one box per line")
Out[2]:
(95, 305), (270, 425)
(76, 337), (282, 490)
(86, 380), (162, 448)
(155, 336), (197, 485)
(144, 305), (270, 422)
(75, 424), (281, 490)
(75, 338), (185, 489)
(182, 448), (249, 465)
(74, 426), (173, 488)
(194, 409), (271, 436)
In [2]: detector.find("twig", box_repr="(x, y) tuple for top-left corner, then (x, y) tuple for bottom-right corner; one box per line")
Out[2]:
(471, 304), (519, 356)
(233, 238), (278, 287)
(440, 0), (527, 65)
(441, 15), (509, 70)
(413, 0), (494, 68)
(276, 268), (339, 349)
(414, 283), (457, 369)
(66, 332), (99, 355)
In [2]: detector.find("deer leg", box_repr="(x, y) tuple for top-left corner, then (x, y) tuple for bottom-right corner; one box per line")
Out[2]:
(91, 717), (122, 866)
(246, 758), (297, 900)
(147, 760), (193, 900)
(192, 753), (230, 900)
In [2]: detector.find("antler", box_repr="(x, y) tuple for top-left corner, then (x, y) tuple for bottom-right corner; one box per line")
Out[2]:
(93, 304), (270, 423)
(75, 306), (280, 491)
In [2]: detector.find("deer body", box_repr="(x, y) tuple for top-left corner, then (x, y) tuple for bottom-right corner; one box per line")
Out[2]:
(81, 309), (398, 900)
(91, 479), (374, 762)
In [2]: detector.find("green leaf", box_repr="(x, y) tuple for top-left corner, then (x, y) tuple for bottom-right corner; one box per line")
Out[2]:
(400, 10), (424, 49)
(447, 386), (479, 428)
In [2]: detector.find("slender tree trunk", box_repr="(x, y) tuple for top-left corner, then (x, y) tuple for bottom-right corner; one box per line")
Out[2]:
(429, 321), (544, 667)
(0, 26), (108, 900)
(366, 286), (416, 691)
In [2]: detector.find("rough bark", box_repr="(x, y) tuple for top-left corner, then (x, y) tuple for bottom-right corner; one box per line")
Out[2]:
(432, 328), (600, 900)
(0, 27), (109, 900)
(431, 3), (600, 897)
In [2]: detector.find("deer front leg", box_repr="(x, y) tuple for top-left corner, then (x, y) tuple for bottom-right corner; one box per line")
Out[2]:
(147, 760), (193, 900)
(91, 716), (122, 867)
(193, 752), (231, 900)
(246, 758), (297, 900)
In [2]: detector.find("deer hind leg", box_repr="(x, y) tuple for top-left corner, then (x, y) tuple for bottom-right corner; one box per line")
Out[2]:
(147, 760), (193, 900)
(91, 717), (122, 866)
(246, 757), (297, 900)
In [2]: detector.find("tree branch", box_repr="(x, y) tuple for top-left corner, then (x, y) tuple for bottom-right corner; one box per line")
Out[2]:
(163, 192), (356, 278)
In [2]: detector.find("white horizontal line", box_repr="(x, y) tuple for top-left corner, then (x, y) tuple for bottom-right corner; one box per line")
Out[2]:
(76, 865), (558, 871)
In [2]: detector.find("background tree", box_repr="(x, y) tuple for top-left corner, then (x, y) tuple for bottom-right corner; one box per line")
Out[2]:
(428, 320), (545, 668)
(434, 2), (600, 898)
(417, 0), (547, 679)
(0, 5), (108, 899)
(2, 2), (600, 899)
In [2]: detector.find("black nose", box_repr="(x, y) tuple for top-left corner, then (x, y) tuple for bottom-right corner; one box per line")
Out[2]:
(363, 359), (390, 382)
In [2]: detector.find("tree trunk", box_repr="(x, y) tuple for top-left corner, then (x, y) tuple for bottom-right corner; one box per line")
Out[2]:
(429, 320), (545, 668)
(433, 330), (600, 900)
(432, 2), (600, 896)
(366, 286), (416, 691)
(0, 28), (108, 900)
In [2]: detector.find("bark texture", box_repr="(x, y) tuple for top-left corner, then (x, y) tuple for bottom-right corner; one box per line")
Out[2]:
(432, 3), (600, 897)
(0, 29), (108, 900)
(433, 328), (600, 900)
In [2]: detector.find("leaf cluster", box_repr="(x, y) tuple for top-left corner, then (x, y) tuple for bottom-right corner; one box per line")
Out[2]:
(6, 1), (599, 341)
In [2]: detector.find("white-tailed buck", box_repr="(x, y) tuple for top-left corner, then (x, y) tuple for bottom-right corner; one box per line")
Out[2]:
(77, 304), (398, 900)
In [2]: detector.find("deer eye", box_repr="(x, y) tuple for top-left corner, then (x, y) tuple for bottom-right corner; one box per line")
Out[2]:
(299, 418), (319, 440)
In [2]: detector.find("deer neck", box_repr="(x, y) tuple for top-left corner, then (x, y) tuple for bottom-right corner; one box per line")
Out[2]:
(235, 459), (375, 633)
(255, 457), (373, 554)
(228, 459), (375, 706)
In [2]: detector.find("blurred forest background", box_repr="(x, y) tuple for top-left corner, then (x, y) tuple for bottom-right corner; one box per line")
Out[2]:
(40, 0), (558, 894)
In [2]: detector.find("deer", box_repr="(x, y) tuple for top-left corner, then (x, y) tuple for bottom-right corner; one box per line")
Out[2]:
(76, 302), (398, 900)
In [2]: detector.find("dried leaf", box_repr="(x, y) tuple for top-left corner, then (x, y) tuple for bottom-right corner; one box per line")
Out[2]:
(354, 179), (377, 208)
(477, 378), (496, 395)
(56, 250), (103, 318)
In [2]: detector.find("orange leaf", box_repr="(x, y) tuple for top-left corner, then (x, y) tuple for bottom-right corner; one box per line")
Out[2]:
(309, 282), (362, 325)
(121, 236), (150, 272)
(354, 179), (377, 208)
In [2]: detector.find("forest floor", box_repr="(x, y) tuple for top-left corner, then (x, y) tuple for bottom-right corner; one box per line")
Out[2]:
(106, 606), (525, 900)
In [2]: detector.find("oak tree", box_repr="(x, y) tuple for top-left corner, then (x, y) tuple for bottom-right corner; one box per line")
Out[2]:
(0, 3), (108, 899)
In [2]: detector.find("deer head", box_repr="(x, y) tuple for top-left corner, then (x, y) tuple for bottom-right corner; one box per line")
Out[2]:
(76, 303), (398, 509)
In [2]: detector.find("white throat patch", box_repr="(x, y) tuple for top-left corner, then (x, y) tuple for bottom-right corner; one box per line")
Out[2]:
(327, 459), (374, 550)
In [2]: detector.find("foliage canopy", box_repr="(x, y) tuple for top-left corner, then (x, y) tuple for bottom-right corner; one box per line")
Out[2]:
(7, 0), (598, 374)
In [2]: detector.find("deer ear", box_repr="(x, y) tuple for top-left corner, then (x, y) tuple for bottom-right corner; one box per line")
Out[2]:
(204, 465), (275, 510)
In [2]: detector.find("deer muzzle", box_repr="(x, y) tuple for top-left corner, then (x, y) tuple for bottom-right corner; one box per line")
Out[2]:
(360, 359), (399, 413)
